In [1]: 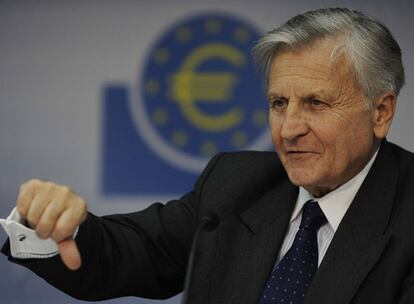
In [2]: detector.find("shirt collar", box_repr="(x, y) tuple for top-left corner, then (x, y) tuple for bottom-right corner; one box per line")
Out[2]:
(290, 149), (379, 231)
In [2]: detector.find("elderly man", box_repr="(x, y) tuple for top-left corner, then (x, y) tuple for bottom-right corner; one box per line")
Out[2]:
(1, 7), (413, 304)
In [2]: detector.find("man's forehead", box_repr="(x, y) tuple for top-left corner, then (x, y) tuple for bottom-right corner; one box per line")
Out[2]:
(269, 62), (332, 80)
(268, 56), (336, 95)
(268, 42), (353, 94)
(270, 37), (349, 73)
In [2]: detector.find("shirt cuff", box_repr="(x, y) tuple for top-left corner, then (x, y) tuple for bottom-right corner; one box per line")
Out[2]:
(0, 207), (59, 259)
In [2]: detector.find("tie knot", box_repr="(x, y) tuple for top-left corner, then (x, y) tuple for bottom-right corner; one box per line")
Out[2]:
(299, 200), (327, 231)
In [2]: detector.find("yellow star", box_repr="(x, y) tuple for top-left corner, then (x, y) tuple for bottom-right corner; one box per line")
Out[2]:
(154, 48), (169, 65)
(171, 130), (188, 147)
(175, 27), (192, 43)
(145, 79), (160, 96)
(231, 131), (248, 148)
(233, 27), (250, 43)
(205, 19), (221, 34)
(152, 108), (169, 126)
(201, 141), (218, 156)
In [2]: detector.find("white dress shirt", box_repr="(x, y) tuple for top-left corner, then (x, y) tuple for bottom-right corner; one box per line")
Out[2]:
(276, 150), (378, 266)
(0, 151), (378, 260)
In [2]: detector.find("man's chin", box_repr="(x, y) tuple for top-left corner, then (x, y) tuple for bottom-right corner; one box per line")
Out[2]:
(286, 171), (321, 191)
(287, 173), (335, 197)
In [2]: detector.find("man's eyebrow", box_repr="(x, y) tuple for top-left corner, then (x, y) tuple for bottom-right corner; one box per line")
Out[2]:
(268, 89), (333, 100)
(308, 89), (333, 98)
(267, 92), (288, 100)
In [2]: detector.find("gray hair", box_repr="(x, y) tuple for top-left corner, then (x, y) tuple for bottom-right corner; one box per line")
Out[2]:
(253, 8), (405, 106)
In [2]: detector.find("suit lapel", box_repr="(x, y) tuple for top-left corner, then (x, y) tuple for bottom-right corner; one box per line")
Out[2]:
(305, 143), (398, 304)
(210, 178), (298, 303)
(239, 177), (298, 234)
(239, 178), (298, 303)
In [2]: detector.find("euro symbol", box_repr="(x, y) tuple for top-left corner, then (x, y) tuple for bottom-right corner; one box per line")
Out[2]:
(169, 43), (245, 132)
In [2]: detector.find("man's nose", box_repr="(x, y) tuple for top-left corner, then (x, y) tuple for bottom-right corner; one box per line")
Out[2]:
(279, 105), (309, 141)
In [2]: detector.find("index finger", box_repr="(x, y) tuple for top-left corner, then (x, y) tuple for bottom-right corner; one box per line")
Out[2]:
(17, 180), (39, 218)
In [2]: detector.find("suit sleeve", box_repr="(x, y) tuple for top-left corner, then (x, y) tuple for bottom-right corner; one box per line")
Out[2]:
(398, 262), (414, 304)
(1, 154), (223, 301)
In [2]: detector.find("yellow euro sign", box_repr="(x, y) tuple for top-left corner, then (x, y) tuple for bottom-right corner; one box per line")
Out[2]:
(169, 43), (246, 132)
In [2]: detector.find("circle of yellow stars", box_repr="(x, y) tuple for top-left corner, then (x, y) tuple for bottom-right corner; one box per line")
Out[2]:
(146, 18), (266, 157)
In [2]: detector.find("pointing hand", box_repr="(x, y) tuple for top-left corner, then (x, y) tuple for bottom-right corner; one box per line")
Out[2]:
(17, 179), (87, 270)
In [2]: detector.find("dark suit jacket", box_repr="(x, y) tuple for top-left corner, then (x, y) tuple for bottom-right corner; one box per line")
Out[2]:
(3, 141), (414, 303)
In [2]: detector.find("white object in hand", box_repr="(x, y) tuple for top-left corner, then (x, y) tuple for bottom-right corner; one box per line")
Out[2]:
(0, 207), (59, 259)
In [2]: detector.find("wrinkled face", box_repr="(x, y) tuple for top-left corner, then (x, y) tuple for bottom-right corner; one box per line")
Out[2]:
(268, 39), (381, 197)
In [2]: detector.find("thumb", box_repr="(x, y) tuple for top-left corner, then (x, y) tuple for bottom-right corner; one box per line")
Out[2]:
(57, 238), (82, 270)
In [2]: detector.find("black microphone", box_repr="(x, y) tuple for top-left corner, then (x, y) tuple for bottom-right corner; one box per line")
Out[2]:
(181, 210), (220, 304)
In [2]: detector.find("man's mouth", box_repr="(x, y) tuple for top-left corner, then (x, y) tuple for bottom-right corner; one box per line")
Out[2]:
(287, 151), (313, 154)
(285, 151), (317, 160)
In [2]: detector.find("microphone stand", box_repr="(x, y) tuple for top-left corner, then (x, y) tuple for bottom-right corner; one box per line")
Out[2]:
(181, 211), (219, 304)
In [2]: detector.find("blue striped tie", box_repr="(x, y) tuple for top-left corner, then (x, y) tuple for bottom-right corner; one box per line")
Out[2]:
(259, 200), (327, 304)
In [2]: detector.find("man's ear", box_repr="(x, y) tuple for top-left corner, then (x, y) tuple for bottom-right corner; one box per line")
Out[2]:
(372, 92), (397, 139)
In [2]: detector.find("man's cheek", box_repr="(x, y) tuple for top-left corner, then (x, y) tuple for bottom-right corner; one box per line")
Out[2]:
(270, 128), (282, 147)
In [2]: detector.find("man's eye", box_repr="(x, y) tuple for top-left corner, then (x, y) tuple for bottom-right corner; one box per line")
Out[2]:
(309, 99), (327, 109)
(270, 99), (287, 110)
